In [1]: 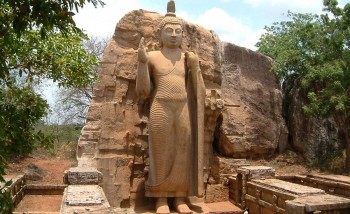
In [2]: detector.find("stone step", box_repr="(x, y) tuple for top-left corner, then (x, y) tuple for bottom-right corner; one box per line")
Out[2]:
(60, 185), (111, 213)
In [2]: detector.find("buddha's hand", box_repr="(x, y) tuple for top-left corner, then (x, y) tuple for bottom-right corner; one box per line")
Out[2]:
(185, 51), (200, 71)
(138, 37), (148, 63)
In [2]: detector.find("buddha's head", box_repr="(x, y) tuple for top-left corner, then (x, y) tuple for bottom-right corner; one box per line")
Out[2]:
(159, 0), (183, 49)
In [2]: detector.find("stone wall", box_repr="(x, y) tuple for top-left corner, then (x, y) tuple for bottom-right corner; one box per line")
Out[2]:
(77, 9), (287, 207)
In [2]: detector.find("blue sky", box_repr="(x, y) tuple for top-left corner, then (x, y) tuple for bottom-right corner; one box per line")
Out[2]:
(74, 0), (349, 50)
(44, 0), (349, 121)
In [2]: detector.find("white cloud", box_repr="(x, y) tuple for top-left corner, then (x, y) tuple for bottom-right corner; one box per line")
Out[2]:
(244, 0), (323, 13)
(72, 1), (272, 50)
(74, 0), (141, 37)
(177, 11), (193, 22)
(196, 8), (260, 50)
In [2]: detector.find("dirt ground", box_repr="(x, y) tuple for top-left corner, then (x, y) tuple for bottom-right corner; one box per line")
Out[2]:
(6, 152), (77, 212)
(6, 149), (319, 212)
(249, 150), (320, 176)
(5, 150), (315, 185)
(15, 195), (63, 212)
(7, 156), (76, 185)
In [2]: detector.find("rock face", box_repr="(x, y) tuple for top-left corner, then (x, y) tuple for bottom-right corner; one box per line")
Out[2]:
(77, 9), (287, 207)
(217, 44), (288, 157)
(283, 77), (345, 166)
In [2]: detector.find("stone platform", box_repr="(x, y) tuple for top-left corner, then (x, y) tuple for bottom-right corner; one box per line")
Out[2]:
(278, 173), (350, 199)
(230, 166), (350, 213)
(286, 194), (350, 213)
(61, 191), (242, 214)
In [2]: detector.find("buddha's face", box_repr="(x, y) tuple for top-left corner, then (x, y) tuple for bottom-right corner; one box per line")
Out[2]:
(161, 24), (183, 49)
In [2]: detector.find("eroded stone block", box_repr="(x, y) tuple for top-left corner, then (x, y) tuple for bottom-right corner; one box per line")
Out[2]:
(64, 167), (102, 185)
(65, 185), (106, 206)
(286, 194), (350, 213)
(61, 185), (110, 214)
(252, 179), (325, 196)
(238, 166), (275, 179)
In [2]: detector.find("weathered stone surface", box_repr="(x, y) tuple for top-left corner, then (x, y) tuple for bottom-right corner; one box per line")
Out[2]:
(281, 174), (350, 199)
(77, 8), (287, 207)
(66, 185), (104, 205)
(218, 44), (288, 157)
(286, 194), (350, 213)
(238, 175), (350, 213)
(283, 77), (345, 165)
(64, 167), (102, 185)
(311, 174), (350, 184)
(61, 185), (111, 213)
(238, 166), (275, 179)
(97, 156), (133, 207)
(253, 179), (325, 196)
(210, 157), (249, 184)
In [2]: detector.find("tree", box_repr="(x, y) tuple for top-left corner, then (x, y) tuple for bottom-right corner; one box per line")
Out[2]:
(0, 0), (104, 212)
(256, 0), (350, 169)
(55, 36), (109, 124)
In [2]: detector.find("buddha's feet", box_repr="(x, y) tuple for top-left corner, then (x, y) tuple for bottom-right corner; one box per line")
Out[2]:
(156, 197), (170, 214)
(174, 198), (193, 214)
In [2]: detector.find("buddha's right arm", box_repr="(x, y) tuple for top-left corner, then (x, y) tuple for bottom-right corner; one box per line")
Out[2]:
(136, 62), (151, 99)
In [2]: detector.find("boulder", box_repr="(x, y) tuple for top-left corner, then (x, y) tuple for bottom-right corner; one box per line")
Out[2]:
(218, 43), (288, 157)
(24, 163), (46, 181)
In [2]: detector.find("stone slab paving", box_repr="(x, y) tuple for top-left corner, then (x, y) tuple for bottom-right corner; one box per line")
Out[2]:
(252, 178), (325, 196)
(310, 174), (350, 184)
(287, 194), (350, 212)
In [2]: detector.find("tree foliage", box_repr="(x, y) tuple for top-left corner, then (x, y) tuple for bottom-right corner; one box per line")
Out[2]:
(0, 81), (53, 156)
(0, 0), (104, 212)
(1, 24), (99, 88)
(55, 36), (109, 124)
(0, 178), (13, 214)
(257, 0), (350, 118)
(257, 0), (350, 168)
